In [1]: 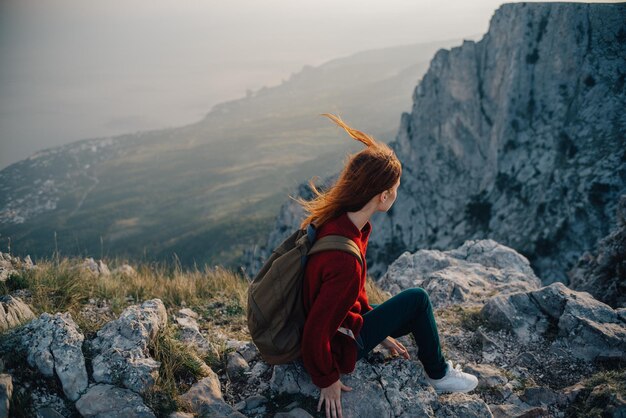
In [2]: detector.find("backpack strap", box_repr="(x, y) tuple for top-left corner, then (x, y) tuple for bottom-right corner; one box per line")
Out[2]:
(308, 235), (363, 267)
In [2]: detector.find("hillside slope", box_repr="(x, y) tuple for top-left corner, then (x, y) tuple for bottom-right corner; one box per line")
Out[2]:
(0, 38), (468, 266)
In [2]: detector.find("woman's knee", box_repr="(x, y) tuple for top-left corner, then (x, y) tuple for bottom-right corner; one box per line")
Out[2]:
(402, 287), (431, 312)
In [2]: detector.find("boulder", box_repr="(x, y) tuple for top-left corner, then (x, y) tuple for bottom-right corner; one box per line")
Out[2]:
(90, 299), (167, 393)
(269, 358), (491, 417)
(179, 371), (245, 417)
(379, 239), (542, 307)
(482, 282), (626, 360)
(75, 384), (156, 418)
(20, 312), (88, 401)
(0, 296), (34, 331)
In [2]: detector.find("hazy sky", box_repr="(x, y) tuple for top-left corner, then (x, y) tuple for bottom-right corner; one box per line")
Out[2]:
(0, 0), (618, 169)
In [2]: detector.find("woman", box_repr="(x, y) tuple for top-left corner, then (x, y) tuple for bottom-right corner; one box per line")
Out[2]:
(296, 114), (478, 418)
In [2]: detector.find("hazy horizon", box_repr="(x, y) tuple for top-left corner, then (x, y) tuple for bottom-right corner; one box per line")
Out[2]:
(0, 0), (619, 169)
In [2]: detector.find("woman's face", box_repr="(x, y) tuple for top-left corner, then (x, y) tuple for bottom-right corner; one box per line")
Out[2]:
(379, 178), (400, 212)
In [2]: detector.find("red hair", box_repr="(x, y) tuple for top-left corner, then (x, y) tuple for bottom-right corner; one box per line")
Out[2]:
(294, 114), (402, 229)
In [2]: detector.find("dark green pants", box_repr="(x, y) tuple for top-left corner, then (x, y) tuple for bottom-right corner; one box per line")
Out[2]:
(355, 287), (448, 379)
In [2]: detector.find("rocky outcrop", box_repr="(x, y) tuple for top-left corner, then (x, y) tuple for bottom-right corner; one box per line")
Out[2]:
(255, 2), (626, 284)
(270, 359), (492, 418)
(378, 239), (542, 306)
(569, 195), (626, 309)
(482, 281), (626, 361)
(0, 252), (34, 281)
(20, 312), (88, 401)
(0, 296), (35, 331)
(90, 299), (167, 393)
(75, 384), (156, 418)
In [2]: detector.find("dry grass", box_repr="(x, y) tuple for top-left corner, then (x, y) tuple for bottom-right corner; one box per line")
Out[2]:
(366, 276), (391, 305)
(2, 257), (249, 319)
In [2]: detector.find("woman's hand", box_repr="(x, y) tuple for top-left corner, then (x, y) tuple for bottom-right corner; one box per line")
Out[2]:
(318, 379), (352, 418)
(381, 336), (410, 359)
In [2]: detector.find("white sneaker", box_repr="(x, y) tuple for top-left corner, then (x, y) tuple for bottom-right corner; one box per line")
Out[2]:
(424, 360), (479, 393)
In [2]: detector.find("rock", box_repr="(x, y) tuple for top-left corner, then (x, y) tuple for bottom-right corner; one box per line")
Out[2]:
(436, 393), (494, 417)
(237, 342), (260, 363)
(569, 195), (626, 309)
(0, 252), (34, 282)
(482, 282), (626, 361)
(488, 403), (549, 418)
(0, 374), (12, 418)
(226, 352), (250, 380)
(559, 382), (587, 405)
(168, 413), (194, 418)
(274, 408), (315, 418)
(270, 362), (318, 398)
(179, 372), (244, 417)
(0, 295), (35, 331)
(34, 407), (65, 418)
(75, 384), (156, 418)
(378, 239), (541, 306)
(90, 299), (167, 393)
(20, 312), (88, 401)
(269, 358), (491, 417)
(82, 258), (99, 274)
(234, 395), (267, 412)
(464, 363), (508, 389)
(519, 386), (564, 406)
(250, 361), (270, 379)
(174, 308), (213, 356)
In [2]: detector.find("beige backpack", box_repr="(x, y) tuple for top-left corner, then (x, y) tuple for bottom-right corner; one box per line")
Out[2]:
(247, 225), (363, 364)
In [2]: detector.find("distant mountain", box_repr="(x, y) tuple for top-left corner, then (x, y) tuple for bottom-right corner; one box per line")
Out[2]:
(0, 38), (471, 266)
(253, 2), (626, 284)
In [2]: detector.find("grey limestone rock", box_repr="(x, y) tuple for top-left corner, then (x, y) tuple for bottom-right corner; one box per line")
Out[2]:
(269, 359), (491, 418)
(20, 312), (88, 401)
(0, 295), (35, 331)
(379, 239), (542, 307)
(0, 252), (35, 282)
(0, 374), (12, 418)
(179, 372), (245, 417)
(174, 308), (213, 356)
(75, 384), (156, 418)
(482, 281), (626, 360)
(226, 351), (250, 380)
(569, 195), (626, 309)
(273, 408), (315, 418)
(90, 299), (167, 393)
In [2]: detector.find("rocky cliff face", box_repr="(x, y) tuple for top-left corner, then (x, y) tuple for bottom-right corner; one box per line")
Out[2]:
(251, 2), (626, 284)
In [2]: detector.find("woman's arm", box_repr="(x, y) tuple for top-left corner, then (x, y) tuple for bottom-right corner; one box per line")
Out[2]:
(301, 251), (362, 388)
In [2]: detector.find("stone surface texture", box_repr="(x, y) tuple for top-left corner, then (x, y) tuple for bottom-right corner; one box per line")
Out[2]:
(75, 384), (156, 418)
(0, 295), (35, 331)
(20, 312), (88, 401)
(90, 299), (167, 393)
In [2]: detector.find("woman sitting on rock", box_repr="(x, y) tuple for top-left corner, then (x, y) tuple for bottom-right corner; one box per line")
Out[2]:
(296, 114), (479, 418)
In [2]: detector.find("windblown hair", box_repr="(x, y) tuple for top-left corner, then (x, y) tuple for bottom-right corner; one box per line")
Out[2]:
(294, 113), (402, 229)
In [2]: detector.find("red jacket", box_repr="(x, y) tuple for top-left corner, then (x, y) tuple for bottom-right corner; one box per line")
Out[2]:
(301, 212), (373, 388)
